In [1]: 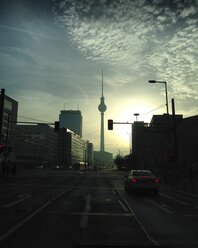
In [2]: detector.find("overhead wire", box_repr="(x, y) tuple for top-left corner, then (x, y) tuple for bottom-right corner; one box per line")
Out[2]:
(140, 104), (166, 116)
(17, 115), (50, 123)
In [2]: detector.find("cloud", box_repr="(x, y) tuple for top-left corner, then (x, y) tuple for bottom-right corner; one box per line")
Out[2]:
(0, 24), (59, 40)
(53, 0), (198, 100)
(180, 5), (197, 18)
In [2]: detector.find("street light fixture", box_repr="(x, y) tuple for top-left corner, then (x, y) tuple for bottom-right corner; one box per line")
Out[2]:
(148, 80), (169, 115)
(134, 113), (139, 121)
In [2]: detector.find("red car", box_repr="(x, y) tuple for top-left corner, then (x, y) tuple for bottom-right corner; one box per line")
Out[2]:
(124, 170), (160, 195)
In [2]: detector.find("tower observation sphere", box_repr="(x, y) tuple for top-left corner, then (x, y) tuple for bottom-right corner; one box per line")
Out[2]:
(98, 99), (107, 112)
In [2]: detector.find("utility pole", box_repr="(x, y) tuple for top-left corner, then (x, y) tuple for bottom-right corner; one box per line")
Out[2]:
(171, 98), (177, 161)
(5, 113), (11, 160)
(0, 88), (5, 144)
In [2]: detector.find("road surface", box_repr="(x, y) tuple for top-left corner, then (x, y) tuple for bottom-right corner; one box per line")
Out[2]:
(1, 169), (198, 247)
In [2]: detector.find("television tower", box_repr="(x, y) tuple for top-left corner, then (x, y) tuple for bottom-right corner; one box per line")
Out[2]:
(98, 69), (107, 152)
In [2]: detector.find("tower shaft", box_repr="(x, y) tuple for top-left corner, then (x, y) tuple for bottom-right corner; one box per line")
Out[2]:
(98, 69), (107, 152)
(100, 112), (105, 152)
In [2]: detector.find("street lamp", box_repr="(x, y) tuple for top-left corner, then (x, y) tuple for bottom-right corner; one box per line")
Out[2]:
(134, 113), (139, 121)
(148, 80), (169, 115)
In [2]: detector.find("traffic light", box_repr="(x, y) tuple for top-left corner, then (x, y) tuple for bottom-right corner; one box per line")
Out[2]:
(108, 119), (113, 130)
(54, 121), (59, 131)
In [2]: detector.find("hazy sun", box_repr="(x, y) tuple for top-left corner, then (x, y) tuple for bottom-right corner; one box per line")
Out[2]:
(113, 104), (154, 144)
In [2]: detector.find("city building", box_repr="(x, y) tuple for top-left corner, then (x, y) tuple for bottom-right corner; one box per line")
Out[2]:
(57, 128), (86, 169)
(87, 142), (94, 168)
(176, 115), (198, 167)
(59, 110), (82, 137)
(132, 114), (198, 176)
(15, 124), (57, 168)
(94, 151), (113, 168)
(0, 88), (18, 160)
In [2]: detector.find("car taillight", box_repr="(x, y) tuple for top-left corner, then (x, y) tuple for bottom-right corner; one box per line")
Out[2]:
(131, 178), (137, 183)
(153, 178), (160, 183)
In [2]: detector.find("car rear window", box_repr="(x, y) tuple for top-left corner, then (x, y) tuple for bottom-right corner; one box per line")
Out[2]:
(133, 171), (154, 177)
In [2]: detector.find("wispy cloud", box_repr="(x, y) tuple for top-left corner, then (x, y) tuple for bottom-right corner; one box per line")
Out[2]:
(0, 24), (59, 40)
(53, 0), (198, 100)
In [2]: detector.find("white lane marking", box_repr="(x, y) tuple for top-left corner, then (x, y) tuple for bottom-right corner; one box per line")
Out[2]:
(77, 186), (121, 190)
(44, 211), (133, 217)
(123, 198), (160, 247)
(159, 193), (173, 200)
(80, 194), (91, 229)
(118, 199), (130, 213)
(0, 187), (74, 242)
(144, 199), (174, 214)
(3, 194), (32, 208)
(160, 193), (196, 207)
(183, 214), (198, 217)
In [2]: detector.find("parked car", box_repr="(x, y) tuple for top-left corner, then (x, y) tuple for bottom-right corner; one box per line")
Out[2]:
(124, 169), (160, 194)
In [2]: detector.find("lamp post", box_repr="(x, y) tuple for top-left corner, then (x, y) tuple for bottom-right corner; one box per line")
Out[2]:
(134, 113), (139, 121)
(148, 80), (169, 115)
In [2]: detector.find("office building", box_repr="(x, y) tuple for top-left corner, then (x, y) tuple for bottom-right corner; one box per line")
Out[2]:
(87, 142), (94, 168)
(132, 114), (198, 175)
(57, 128), (86, 169)
(15, 124), (57, 168)
(0, 88), (18, 159)
(59, 110), (82, 137)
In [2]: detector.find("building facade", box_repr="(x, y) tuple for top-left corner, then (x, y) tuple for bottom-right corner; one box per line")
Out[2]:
(94, 151), (113, 167)
(176, 115), (198, 167)
(87, 142), (94, 168)
(15, 124), (57, 168)
(132, 114), (198, 177)
(57, 128), (86, 169)
(59, 110), (82, 137)
(0, 89), (18, 160)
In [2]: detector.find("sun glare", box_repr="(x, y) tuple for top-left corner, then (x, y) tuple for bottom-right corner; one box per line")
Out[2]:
(113, 104), (154, 144)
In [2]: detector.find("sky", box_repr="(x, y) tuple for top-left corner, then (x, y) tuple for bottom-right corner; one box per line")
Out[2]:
(0, 0), (198, 156)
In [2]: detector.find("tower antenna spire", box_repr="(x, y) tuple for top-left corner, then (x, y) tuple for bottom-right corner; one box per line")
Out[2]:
(102, 68), (104, 97)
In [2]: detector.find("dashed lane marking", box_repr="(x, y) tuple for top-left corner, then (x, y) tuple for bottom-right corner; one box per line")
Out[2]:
(3, 194), (32, 208)
(80, 194), (91, 229)
(123, 198), (160, 247)
(144, 198), (174, 214)
(160, 192), (198, 208)
(118, 199), (130, 213)
(0, 187), (74, 242)
(43, 211), (133, 217)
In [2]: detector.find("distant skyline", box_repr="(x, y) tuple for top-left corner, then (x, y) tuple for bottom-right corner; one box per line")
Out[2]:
(0, 0), (197, 156)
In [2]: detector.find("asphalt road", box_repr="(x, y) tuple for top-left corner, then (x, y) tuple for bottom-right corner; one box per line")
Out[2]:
(1, 169), (198, 248)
